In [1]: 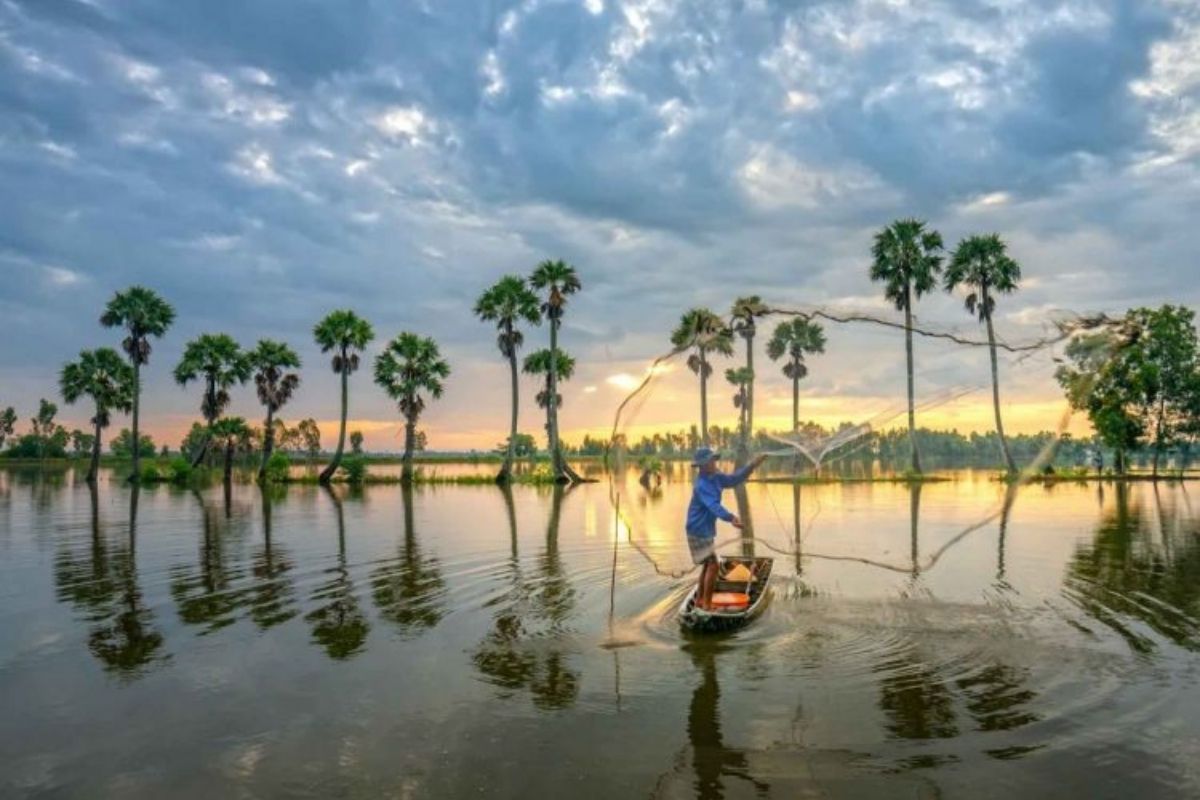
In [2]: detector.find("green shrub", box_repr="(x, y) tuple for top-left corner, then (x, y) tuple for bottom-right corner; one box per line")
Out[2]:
(168, 457), (193, 483)
(340, 455), (367, 485)
(264, 452), (291, 483)
(140, 463), (162, 482)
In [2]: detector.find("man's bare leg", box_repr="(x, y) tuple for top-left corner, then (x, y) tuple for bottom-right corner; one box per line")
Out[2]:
(698, 558), (719, 610)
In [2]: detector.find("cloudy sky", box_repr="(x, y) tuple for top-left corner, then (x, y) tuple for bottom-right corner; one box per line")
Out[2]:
(1, 0), (1198, 451)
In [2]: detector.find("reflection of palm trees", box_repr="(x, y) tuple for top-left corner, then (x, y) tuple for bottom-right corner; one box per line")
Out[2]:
(305, 485), (370, 660)
(472, 485), (579, 710)
(683, 643), (769, 799)
(371, 484), (446, 634)
(1066, 483), (1200, 651)
(996, 484), (1018, 582)
(792, 483), (802, 575)
(732, 483), (755, 557)
(874, 644), (959, 740)
(170, 488), (243, 632)
(909, 483), (922, 577)
(248, 485), (298, 629)
(55, 484), (165, 676)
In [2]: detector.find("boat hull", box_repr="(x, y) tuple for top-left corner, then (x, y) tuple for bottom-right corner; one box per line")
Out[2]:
(679, 556), (773, 633)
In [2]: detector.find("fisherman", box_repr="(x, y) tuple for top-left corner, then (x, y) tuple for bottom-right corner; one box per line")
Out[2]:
(687, 447), (768, 610)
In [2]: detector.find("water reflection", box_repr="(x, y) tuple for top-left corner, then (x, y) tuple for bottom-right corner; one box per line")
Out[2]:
(248, 485), (299, 630)
(472, 485), (580, 710)
(170, 488), (245, 633)
(683, 643), (769, 799)
(874, 644), (959, 741)
(305, 485), (370, 660)
(1066, 482), (1200, 651)
(53, 485), (165, 677)
(370, 484), (446, 635)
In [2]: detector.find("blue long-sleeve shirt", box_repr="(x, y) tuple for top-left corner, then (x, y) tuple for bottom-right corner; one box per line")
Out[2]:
(685, 464), (754, 538)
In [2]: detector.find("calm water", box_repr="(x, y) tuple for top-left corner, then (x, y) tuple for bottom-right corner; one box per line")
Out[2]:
(3, 466), (1200, 798)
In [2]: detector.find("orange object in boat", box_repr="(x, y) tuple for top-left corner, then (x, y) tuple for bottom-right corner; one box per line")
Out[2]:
(710, 592), (750, 610)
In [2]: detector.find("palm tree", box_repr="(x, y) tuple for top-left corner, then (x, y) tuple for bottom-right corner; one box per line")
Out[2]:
(373, 332), (450, 483)
(766, 318), (826, 431)
(725, 366), (753, 443)
(0, 406), (16, 451)
(475, 275), (542, 483)
(529, 259), (582, 483)
(945, 233), (1022, 475)
(869, 219), (944, 474)
(173, 334), (250, 467)
(730, 296), (768, 461)
(523, 349), (576, 433)
(313, 310), (375, 485)
(100, 286), (175, 483)
(210, 416), (252, 483)
(248, 339), (301, 481)
(670, 308), (734, 446)
(60, 348), (134, 483)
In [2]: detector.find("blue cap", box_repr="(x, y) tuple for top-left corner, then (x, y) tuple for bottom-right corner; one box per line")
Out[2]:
(691, 447), (720, 466)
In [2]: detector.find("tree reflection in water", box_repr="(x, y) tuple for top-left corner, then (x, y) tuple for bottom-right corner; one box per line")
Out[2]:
(305, 485), (369, 660)
(683, 643), (769, 799)
(248, 484), (299, 630)
(169, 488), (245, 633)
(54, 484), (165, 677)
(472, 485), (580, 710)
(370, 483), (445, 635)
(1066, 482), (1200, 652)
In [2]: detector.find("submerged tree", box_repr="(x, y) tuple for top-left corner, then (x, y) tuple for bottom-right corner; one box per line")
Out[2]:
(210, 416), (252, 483)
(374, 332), (451, 483)
(313, 310), (374, 485)
(475, 274), (542, 483)
(248, 339), (301, 482)
(945, 234), (1022, 474)
(1058, 306), (1200, 476)
(59, 348), (134, 482)
(297, 418), (321, 465)
(766, 318), (826, 432)
(869, 219), (944, 474)
(529, 259), (582, 483)
(173, 334), (250, 467)
(730, 296), (768, 461)
(671, 308), (734, 447)
(349, 430), (364, 454)
(100, 286), (175, 483)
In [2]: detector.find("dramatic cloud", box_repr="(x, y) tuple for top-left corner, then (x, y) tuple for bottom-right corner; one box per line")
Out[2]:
(0, 0), (1196, 449)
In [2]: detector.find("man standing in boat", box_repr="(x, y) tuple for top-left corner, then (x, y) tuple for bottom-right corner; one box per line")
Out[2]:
(687, 448), (768, 610)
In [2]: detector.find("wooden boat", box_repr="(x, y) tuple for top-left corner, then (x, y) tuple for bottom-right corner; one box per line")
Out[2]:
(679, 556), (773, 633)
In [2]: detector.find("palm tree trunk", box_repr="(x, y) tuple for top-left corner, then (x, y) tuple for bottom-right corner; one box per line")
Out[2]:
(792, 366), (800, 432)
(1153, 394), (1166, 478)
(904, 292), (922, 475)
(129, 359), (141, 484)
(985, 302), (1017, 475)
(223, 440), (234, 483)
(699, 350), (710, 446)
(500, 348), (519, 483)
(547, 319), (572, 482)
(743, 334), (754, 463)
(190, 434), (211, 468)
(402, 415), (416, 483)
(320, 356), (349, 484)
(259, 407), (275, 482)
(88, 414), (102, 484)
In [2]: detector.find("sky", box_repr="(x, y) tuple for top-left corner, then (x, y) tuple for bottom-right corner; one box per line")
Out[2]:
(1, 0), (1198, 452)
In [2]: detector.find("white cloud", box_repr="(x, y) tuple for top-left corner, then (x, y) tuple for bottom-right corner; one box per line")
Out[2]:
(227, 144), (284, 185)
(44, 266), (83, 286)
(373, 106), (434, 142)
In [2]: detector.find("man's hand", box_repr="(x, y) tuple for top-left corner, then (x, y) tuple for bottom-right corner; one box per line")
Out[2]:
(730, 515), (743, 529)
